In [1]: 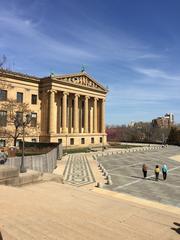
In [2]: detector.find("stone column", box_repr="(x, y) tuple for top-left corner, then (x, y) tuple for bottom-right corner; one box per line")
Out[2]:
(41, 91), (46, 134)
(93, 97), (98, 133)
(101, 98), (106, 133)
(68, 95), (73, 133)
(49, 90), (57, 134)
(84, 96), (89, 133)
(62, 92), (68, 134)
(74, 94), (79, 133)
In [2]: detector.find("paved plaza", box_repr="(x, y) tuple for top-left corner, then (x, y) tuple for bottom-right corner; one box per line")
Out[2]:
(98, 146), (180, 207)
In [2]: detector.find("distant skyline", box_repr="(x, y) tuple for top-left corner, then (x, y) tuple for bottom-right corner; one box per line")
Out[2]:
(0, 0), (180, 124)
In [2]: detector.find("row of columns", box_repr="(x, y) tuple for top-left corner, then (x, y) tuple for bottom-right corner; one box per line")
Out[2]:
(48, 90), (105, 134)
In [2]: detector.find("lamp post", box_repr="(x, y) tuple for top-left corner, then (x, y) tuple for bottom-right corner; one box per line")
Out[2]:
(19, 114), (31, 173)
(102, 136), (104, 152)
(162, 133), (165, 145)
(65, 134), (68, 155)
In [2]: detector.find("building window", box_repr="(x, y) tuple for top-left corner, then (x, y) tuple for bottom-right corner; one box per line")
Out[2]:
(100, 137), (103, 143)
(81, 138), (85, 144)
(31, 138), (37, 142)
(0, 111), (7, 127)
(58, 139), (62, 144)
(17, 92), (23, 103)
(31, 94), (37, 104)
(16, 112), (23, 125)
(31, 113), (37, 127)
(0, 89), (7, 101)
(0, 139), (5, 147)
(91, 137), (94, 144)
(70, 138), (74, 145)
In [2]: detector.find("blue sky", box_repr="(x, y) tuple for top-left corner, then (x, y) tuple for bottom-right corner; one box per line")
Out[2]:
(0, 0), (180, 125)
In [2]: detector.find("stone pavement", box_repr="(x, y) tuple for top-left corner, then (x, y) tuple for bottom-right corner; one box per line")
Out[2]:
(63, 154), (95, 186)
(98, 145), (180, 207)
(0, 182), (180, 240)
(54, 153), (105, 188)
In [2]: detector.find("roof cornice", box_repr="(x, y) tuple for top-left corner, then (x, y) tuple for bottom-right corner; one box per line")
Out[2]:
(0, 68), (40, 82)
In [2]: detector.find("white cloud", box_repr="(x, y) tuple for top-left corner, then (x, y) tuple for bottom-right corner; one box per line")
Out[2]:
(0, 11), (97, 63)
(133, 67), (180, 81)
(108, 84), (180, 107)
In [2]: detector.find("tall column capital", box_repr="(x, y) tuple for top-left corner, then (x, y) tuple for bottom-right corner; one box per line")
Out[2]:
(74, 93), (80, 98)
(47, 89), (57, 94)
(85, 95), (90, 100)
(63, 91), (69, 96)
(100, 98), (106, 102)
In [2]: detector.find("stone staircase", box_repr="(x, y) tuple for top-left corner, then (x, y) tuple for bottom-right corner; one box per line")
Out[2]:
(0, 182), (180, 240)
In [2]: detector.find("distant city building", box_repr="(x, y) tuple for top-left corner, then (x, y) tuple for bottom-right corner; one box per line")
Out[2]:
(128, 121), (135, 127)
(152, 113), (174, 128)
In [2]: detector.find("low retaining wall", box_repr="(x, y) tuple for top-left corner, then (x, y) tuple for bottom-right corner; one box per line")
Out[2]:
(93, 145), (167, 159)
(5, 144), (63, 173)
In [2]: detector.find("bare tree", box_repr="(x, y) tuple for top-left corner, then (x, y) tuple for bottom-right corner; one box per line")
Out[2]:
(1, 100), (29, 145)
(0, 54), (6, 68)
(0, 99), (33, 146)
(107, 122), (171, 143)
(0, 55), (12, 89)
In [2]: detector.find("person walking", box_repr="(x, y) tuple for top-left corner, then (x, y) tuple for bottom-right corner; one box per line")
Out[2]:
(154, 165), (160, 181)
(0, 149), (7, 164)
(0, 150), (4, 164)
(142, 164), (148, 178)
(162, 164), (168, 180)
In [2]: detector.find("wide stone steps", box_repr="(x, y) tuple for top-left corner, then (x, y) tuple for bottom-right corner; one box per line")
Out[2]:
(0, 182), (179, 240)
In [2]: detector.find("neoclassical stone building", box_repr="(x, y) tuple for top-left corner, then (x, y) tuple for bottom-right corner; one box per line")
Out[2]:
(0, 69), (108, 147)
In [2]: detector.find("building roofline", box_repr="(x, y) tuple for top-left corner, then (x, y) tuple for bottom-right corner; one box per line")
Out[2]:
(0, 69), (108, 92)
(41, 71), (108, 93)
(0, 68), (40, 82)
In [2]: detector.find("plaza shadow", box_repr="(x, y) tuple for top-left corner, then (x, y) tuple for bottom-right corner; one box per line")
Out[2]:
(171, 222), (180, 235)
(130, 175), (163, 182)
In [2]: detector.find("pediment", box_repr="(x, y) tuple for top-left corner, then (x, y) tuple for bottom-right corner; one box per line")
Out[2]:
(53, 72), (107, 93)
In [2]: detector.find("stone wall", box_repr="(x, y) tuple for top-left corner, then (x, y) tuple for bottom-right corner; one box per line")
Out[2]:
(5, 144), (62, 173)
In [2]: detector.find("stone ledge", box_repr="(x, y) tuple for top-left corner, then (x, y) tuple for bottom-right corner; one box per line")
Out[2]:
(17, 170), (43, 186)
(0, 166), (19, 180)
(0, 167), (43, 186)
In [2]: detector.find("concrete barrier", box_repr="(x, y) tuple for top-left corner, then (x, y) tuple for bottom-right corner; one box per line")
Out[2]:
(106, 175), (112, 185)
(96, 182), (103, 188)
(5, 144), (62, 173)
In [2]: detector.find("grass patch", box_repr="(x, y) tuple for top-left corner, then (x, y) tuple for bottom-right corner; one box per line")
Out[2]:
(63, 147), (89, 154)
(16, 152), (45, 156)
(109, 143), (143, 149)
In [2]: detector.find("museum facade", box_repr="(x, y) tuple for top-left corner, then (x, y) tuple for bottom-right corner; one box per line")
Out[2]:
(0, 69), (108, 147)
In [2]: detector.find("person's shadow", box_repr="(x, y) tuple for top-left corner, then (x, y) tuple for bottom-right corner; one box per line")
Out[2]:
(0, 231), (3, 240)
(171, 222), (180, 234)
